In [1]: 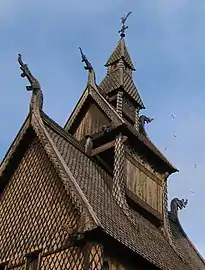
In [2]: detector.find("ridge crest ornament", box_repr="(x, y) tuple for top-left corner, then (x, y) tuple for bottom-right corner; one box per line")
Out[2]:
(18, 54), (43, 111)
(139, 115), (154, 137)
(170, 198), (188, 218)
(79, 47), (97, 88)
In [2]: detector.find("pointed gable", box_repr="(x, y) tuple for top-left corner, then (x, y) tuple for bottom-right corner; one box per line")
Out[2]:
(64, 85), (124, 134)
(73, 101), (111, 141)
(1, 16), (205, 270)
(105, 39), (135, 70)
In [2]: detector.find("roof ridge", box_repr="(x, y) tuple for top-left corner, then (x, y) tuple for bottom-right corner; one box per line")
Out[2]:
(30, 108), (102, 230)
(169, 212), (205, 265)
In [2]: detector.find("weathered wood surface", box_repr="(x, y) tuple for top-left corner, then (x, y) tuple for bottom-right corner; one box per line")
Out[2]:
(0, 138), (80, 267)
(91, 140), (115, 156)
(126, 157), (163, 214)
(74, 103), (110, 140)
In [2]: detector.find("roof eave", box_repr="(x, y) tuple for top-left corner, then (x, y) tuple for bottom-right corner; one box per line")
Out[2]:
(121, 122), (178, 174)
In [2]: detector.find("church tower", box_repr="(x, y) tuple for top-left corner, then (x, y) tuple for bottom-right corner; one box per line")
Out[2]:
(99, 19), (144, 129)
(64, 13), (178, 228)
(0, 13), (204, 270)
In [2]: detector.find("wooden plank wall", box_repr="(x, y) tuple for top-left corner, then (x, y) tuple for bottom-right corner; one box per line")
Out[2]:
(74, 103), (110, 141)
(126, 158), (163, 215)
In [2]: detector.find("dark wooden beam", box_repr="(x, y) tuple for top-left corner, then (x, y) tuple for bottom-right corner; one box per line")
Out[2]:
(91, 140), (115, 156)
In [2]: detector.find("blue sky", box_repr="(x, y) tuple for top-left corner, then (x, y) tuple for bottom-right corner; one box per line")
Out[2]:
(0, 0), (205, 258)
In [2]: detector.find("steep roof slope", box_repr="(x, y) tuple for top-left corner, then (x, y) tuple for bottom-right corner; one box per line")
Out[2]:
(169, 212), (205, 270)
(1, 53), (204, 270)
(41, 113), (194, 270)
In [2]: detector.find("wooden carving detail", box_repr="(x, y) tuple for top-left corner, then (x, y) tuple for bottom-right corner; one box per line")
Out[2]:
(18, 54), (43, 111)
(79, 47), (96, 88)
(170, 198), (188, 218)
(139, 115), (154, 137)
(126, 158), (163, 214)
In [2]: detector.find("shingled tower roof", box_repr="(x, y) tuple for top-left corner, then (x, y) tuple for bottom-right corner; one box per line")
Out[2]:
(0, 15), (205, 270)
(99, 26), (144, 109)
(105, 38), (135, 70)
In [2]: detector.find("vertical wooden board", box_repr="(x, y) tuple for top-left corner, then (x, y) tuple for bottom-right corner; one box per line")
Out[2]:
(135, 166), (140, 198)
(126, 157), (163, 215)
(157, 185), (163, 214)
(139, 170), (145, 201)
(146, 176), (152, 208)
(74, 102), (110, 140)
(147, 178), (158, 211)
(125, 159), (132, 190)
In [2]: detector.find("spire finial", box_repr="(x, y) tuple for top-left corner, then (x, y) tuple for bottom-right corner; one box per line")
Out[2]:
(118, 12), (132, 38)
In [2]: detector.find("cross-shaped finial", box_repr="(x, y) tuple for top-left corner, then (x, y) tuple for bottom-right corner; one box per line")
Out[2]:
(118, 12), (132, 38)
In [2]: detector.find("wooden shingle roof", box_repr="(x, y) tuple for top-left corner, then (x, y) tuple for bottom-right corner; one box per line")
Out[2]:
(41, 113), (202, 270)
(0, 106), (204, 270)
(99, 69), (145, 109)
(105, 38), (135, 70)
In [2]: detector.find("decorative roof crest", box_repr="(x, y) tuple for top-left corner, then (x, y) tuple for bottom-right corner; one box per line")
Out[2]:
(139, 115), (154, 137)
(79, 47), (96, 88)
(118, 12), (132, 38)
(170, 198), (188, 218)
(18, 54), (43, 111)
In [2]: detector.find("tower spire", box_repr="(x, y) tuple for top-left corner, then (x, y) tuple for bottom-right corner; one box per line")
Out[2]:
(118, 12), (132, 38)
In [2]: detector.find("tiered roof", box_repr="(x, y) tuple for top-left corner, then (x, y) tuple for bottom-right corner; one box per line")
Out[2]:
(0, 17), (204, 270)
